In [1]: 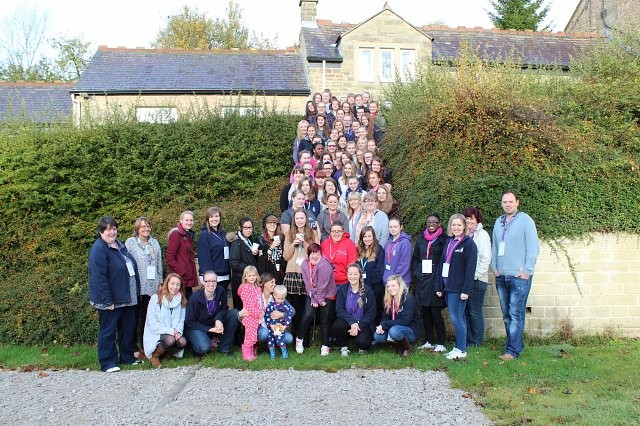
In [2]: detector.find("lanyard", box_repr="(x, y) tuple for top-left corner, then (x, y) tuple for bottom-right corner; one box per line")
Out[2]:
(426, 239), (435, 260)
(445, 237), (464, 263)
(211, 230), (226, 245)
(501, 212), (519, 241)
(359, 257), (368, 270)
(391, 300), (397, 320)
(308, 262), (315, 288)
(386, 239), (400, 262)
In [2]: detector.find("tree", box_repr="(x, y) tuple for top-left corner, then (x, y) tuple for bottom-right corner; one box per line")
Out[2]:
(0, 4), (49, 80)
(49, 36), (92, 81)
(487, 0), (550, 31)
(154, 1), (277, 50)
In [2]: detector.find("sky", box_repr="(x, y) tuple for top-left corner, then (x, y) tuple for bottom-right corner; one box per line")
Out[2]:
(1, 0), (580, 55)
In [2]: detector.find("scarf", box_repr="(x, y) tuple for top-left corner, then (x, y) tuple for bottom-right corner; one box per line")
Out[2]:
(423, 226), (442, 241)
(160, 293), (183, 328)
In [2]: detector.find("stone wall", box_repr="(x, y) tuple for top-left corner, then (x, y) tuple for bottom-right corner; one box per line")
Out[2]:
(483, 233), (640, 338)
(565, 0), (640, 33)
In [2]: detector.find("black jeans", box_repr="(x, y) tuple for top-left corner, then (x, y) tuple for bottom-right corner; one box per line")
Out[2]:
(332, 318), (373, 350)
(297, 297), (335, 347)
(421, 305), (446, 345)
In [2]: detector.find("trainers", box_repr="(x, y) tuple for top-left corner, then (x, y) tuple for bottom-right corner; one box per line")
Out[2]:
(418, 341), (434, 350)
(295, 338), (304, 354)
(433, 344), (446, 353)
(105, 366), (120, 373)
(386, 335), (395, 342)
(340, 346), (350, 357)
(320, 345), (330, 356)
(128, 360), (144, 365)
(446, 348), (467, 360)
(358, 349), (368, 355)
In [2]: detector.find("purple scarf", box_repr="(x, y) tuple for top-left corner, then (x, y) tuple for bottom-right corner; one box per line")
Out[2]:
(423, 226), (442, 241)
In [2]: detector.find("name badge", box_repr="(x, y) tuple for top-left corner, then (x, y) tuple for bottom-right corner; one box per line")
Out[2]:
(422, 259), (432, 274)
(146, 265), (156, 280)
(498, 241), (505, 257)
(217, 274), (230, 281)
(385, 264), (391, 270)
(441, 263), (450, 278)
(126, 261), (136, 277)
(224, 246), (230, 260)
(276, 263), (281, 271)
(362, 272), (367, 279)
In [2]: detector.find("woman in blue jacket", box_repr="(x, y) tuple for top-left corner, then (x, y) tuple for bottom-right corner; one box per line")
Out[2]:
(88, 216), (141, 373)
(357, 226), (385, 323)
(436, 214), (478, 360)
(332, 263), (377, 356)
(197, 206), (231, 292)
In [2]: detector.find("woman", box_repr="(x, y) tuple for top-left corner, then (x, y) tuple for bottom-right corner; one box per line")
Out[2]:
(257, 213), (285, 285)
(326, 131), (339, 155)
(371, 157), (392, 186)
(143, 273), (187, 368)
(346, 191), (363, 243)
(357, 226), (386, 323)
(281, 189), (318, 236)
(411, 214), (447, 352)
(88, 216), (140, 373)
(373, 275), (423, 357)
(320, 221), (357, 287)
(314, 170), (328, 209)
(383, 217), (412, 286)
(197, 206), (231, 293)
(461, 207), (492, 347)
(229, 217), (260, 310)
(166, 211), (198, 298)
(332, 264), (376, 356)
(367, 171), (383, 193)
(282, 209), (319, 340)
(316, 193), (349, 242)
(292, 119), (309, 165)
(316, 114), (328, 139)
(280, 165), (305, 214)
(435, 214), (478, 360)
(356, 192), (389, 247)
(376, 184), (399, 219)
(304, 100), (316, 125)
(296, 243), (336, 356)
(337, 134), (348, 152)
(298, 176), (321, 217)
(257, 272), (294, 348)
(338, 160), (357, 194)
(125, 216), (163, 359)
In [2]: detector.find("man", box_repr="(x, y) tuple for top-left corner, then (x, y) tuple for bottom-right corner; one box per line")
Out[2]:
(184, 271), (239, 356)
(491, 191), (539, 361)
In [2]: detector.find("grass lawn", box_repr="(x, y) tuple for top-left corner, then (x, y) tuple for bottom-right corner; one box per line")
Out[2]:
(1, 337), (638, 425)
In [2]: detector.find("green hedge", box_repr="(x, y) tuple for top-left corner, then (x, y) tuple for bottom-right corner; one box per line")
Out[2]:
(0, 114), (298, 344)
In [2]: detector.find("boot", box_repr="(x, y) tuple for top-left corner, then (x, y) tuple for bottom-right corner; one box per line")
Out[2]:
(269, 347), (277, 359)
(150, 346), (166, 368)
(242, 344), (256, 361)
(398, 337), (413, 357)
(280, 346), (289, 359)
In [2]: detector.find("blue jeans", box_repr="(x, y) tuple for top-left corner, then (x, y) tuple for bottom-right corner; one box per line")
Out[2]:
(495, 275), (532, 357)
(465, 280), (488, 346)
(373, 325), (416, 344)
(445, 292), (468, 352)
(257, 325), (293, 346)
(97, 305), (137, 371)
(185, 309), (239, 355)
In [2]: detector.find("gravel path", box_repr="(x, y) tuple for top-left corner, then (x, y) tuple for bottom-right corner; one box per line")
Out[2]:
(1, 366), (492, 425)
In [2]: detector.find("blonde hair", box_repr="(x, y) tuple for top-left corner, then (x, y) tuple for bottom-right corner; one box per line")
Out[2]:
(383, 275), (407, 314)
(446, 213), (468, 237)
(347, 191), (363, 218)
(273, 285), (288, 299)
(241, 265), (260, 285)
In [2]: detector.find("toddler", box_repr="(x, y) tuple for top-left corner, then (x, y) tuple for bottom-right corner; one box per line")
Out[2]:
(264, 285), (294, 359)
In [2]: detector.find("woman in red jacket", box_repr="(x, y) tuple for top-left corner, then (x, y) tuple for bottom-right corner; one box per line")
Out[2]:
(166, 210), (198, 298)
(320, 221), (357, 288)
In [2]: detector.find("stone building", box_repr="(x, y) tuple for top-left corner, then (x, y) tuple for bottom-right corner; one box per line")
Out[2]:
(565, 0), (640, 34)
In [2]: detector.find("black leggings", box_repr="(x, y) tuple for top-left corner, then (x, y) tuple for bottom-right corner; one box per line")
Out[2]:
(297, 298), (335, 347)
(332, 318), (373, 350)
(421, 306), (446, 345)
(158, 334), (187, 350)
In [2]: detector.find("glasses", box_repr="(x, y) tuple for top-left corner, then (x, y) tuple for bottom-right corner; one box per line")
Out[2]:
(267, 222), (279, 226)
(328, 144), (336, 148)
(140, 225), (152, 229)
(242, 226), (253, 229)
(294, 171), (304, 174)
(203, 280), (217, 284)
(303, 168), (313, 172)
(427, 221), (440, 224)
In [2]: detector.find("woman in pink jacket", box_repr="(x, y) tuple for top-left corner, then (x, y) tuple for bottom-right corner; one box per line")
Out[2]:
(295, 243), (336, 356)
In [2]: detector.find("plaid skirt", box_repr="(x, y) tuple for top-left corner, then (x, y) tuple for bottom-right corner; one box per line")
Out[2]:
(283, 272), (307, 296)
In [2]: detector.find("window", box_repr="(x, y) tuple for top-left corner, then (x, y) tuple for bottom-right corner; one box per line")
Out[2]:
(136, 107), (178, 123)
(221, 107), (263, 117)
(380, 49), (394, 82)
(359, 48), (374, 82)
(401, 49), (416, 81)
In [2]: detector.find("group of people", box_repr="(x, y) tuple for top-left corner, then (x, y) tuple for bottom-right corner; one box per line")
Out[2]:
(88, 88), (540, 372)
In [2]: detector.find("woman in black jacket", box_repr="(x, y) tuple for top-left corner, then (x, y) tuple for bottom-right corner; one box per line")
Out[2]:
(356, 226), (385, 324)
(229, 217), (260, 310)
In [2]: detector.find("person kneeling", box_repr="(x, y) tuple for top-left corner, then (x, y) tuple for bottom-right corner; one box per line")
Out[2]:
(373, 275), (423, 357)
(144, 273), (188, 368)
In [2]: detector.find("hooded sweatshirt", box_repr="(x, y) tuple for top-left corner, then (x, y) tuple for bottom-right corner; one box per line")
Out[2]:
(382, 231), (412, 286)
(320, 231), (357, 284)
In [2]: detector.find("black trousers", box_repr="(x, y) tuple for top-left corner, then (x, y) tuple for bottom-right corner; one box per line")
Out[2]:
(297, 297), (335, 347)
(331, 318), (374, 350)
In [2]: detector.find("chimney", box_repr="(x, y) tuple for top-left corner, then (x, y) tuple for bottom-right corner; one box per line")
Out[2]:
(300, 0), (318, 28)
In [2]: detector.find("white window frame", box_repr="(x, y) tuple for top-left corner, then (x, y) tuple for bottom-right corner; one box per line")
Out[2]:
(221, 106), (263, 117)
(358, 48), (374, 82)
(401, 49), (416, 81)
(380, 49), (394, 82)
(136, 107), (178, 124)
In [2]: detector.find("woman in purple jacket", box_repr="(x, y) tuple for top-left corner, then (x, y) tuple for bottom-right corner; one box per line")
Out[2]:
(435, 214), (478, 360)
(295, 243), (336, 356)
(383, 217), (412, 286)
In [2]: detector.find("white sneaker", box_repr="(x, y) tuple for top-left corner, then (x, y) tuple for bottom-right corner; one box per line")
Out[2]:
(295, 338), (304, 354)
(321, 345), (330, 356)
(418, 341), (434, 350)
(433, 344), (446, 353)
(386, 335), (395, 342)
(340, 346), (350, 357)
(446, 348), (467, 360)
(105, 366), (120, 373)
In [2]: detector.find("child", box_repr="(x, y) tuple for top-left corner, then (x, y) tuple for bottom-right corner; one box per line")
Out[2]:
(237, 265), (263, 361)
(344, 175), (363, 207)
(264, 285), (294, 359)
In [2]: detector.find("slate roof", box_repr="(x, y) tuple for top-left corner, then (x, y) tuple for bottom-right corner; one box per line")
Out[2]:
(0, 82), (73, 123)
(73, 47), (310, 95)
(303, 20), (601, 69)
